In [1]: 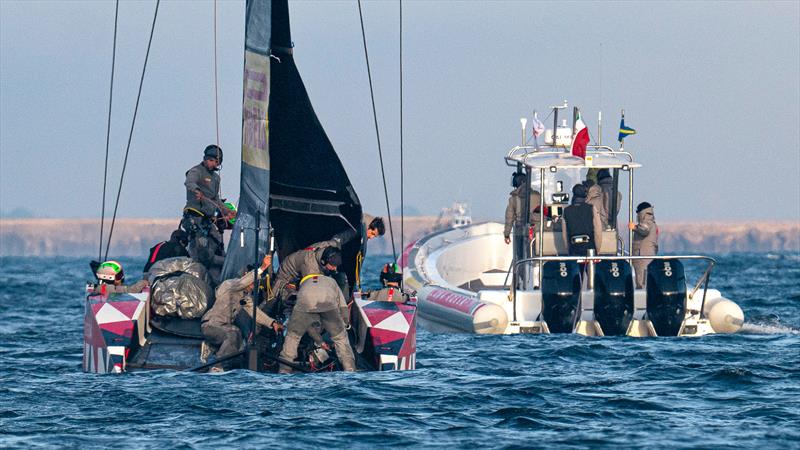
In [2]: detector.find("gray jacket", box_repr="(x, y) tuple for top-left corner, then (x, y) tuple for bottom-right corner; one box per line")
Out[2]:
(202, 269), (276, 328)
(295, 275), (347, 313)
(504, 185), (542, 238)
(632, 207), (658, 256)
(586, 185), (606, 229)
(184, 163), (223, 217)
(93, 279), (148, 295)
(599, 177), (621, 229)
(272, 238), (339, 299)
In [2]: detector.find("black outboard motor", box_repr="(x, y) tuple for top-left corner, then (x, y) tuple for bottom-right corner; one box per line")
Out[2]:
(541, 261), (581, 333)
(593, 260), (634, 336)
(646, 259), (686, 336)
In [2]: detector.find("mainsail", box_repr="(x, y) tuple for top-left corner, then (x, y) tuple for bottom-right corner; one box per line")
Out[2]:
(221, 0), (272, 280)
(223, 0), (363, 287)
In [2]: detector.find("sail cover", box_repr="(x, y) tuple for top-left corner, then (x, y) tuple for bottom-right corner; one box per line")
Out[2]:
(224, 0), (363, 288)
(221, 0), (272, 280)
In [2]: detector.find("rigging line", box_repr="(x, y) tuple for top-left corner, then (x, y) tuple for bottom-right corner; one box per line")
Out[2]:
(213, 0), (220, 146)
(99, 0), (120, 261)
(399, 0), (403, 269)
(357, 0), (396, 260)
(104, 0), (161, 260)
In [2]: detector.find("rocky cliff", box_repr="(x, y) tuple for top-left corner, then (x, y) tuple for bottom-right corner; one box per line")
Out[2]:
(0, 218), (797, 257)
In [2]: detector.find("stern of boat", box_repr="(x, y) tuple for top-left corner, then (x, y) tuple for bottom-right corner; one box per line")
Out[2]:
(353, 294), (417, 371)
(83, 291), (148, 373)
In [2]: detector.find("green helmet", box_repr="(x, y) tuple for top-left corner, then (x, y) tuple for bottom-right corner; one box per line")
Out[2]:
(224, 202), (237, 225)
(96, 260), (124, 283)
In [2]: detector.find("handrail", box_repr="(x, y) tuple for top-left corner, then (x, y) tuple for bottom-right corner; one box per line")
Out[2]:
(510, 255), (716, 319)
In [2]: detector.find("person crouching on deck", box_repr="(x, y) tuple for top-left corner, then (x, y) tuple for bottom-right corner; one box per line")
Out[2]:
(200, 255), (283, 372)
(278, 272), (356, 374)
(367, 263), (409, 303)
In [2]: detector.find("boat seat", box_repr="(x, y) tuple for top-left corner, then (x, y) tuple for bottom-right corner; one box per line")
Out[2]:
(540, 230), (619, 255)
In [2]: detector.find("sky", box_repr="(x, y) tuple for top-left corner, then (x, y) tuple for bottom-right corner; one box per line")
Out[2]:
(1, 0), (799, 222)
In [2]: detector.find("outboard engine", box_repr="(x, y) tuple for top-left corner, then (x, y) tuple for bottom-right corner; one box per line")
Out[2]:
(646, 259), (686, 336)
(593, 260), (634, 336)
(541, 261), (581, 333)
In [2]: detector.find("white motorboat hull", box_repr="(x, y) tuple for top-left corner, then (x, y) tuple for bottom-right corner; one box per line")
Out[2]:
(402, 222), (743, 336)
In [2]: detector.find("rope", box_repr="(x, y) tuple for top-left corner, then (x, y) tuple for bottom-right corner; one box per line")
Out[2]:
(399, 0), (404, 275)
(213, 0), (220, 146)
(104, 0), (160, 260)
(99, 0), (119, 261)
(357, 0), (396, 260)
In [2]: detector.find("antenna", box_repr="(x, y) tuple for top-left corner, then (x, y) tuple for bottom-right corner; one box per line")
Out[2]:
(520, 118), (527, 146)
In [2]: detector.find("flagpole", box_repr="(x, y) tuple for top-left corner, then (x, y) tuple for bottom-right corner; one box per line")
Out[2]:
(620, 109), (625, 151)
(598, 110), (602, 146)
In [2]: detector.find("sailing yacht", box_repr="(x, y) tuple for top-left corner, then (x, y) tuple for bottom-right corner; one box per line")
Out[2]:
(83, 0), (416, 373)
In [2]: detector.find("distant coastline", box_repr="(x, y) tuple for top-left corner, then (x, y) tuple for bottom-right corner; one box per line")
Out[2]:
(0, 217), (797, 257)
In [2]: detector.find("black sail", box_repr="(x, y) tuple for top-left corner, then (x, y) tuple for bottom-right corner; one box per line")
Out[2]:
(224, 0), (363, 288)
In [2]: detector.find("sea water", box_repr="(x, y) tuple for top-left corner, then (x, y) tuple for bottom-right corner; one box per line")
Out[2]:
(0, 254), (798, 448)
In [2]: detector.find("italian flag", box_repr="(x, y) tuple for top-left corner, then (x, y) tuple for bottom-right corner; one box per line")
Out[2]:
(571, 111), (590, 159)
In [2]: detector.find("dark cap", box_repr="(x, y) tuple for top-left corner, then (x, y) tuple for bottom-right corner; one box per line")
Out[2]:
(597, 168), (612, 180)
(203, 145), (223, 164)
(636, 202), (653, 213)
(572, 183), (587, 198)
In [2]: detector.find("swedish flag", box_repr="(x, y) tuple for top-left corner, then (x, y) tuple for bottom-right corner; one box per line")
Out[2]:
(618, 117), (636, 142)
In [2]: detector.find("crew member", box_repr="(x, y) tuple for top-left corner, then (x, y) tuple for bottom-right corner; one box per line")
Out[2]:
(272, 234), (354, 304)
(92, 261), (149, 294)
(630, 202), (659, 289)
(504, 172), (542, 262)
(182, 145), (234, 285)
(278, 273), (356, 373)
(585, 179), (606, 229)
(561, 184), (603, 256)
(597, 169), (621, 229)
(200, 254), (283, 372)
(363, 214), (386, 241)
(142, 230), (190, 275)
(367, 263), (409, 303)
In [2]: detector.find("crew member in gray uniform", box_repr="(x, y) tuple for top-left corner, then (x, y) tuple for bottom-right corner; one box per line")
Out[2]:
(630, 202), (659, 289)
(182, 145), (233, 285)
(367, 263), (409, 303)
(271, 230), (356, 303)
(278, 272), (356, 373)
(504, 172), (542, 262)
(597, 169), (621, 229)
(201, 255), (283, 371)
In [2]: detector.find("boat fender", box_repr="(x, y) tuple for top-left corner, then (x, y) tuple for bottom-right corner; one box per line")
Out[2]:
(703, 297), (744, 334)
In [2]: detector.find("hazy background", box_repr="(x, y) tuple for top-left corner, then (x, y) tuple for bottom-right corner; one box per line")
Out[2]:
(1, 0), (799, 222)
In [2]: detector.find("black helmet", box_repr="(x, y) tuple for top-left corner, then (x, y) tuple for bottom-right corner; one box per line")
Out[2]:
(203, 144), (223, 164)
(321, 247), (343, 268)
(636, 202), (653, 213)
(379, 263), (403, 285)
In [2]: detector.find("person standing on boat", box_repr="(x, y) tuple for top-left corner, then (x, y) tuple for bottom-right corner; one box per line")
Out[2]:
(182, 145), (234, 285)
(200, 254), (283, 371)
(142, 229), (190, 276)
(278, 273), (356, 373)
(629, 202), (659, 289)
(561, 184), (603, 256)
(597, 169), (621, 230)
(503, 172), (542, 262)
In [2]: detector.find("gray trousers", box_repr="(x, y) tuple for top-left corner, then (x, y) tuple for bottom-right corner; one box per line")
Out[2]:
(278, 309), (356, 373)
(201, 322), (243, 363)
(633, 258), (652, 289)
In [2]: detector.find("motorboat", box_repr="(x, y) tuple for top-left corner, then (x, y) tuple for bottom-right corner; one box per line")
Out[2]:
(402, 103), (743, 337)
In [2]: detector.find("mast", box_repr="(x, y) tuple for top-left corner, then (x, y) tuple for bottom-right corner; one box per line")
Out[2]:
(221, 0), (272, 281)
